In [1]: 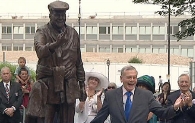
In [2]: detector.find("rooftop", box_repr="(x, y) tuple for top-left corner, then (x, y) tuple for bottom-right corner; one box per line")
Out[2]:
(0, 12), (192, 20)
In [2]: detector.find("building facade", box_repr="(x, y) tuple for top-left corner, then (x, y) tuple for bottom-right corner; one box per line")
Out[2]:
(0, 13), (194, 59)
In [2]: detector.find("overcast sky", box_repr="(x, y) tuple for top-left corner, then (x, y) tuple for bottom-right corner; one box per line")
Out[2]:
(0, 0), (162, 15)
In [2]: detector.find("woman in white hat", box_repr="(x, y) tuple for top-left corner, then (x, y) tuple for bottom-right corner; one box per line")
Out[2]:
(75, 72), (109, 123)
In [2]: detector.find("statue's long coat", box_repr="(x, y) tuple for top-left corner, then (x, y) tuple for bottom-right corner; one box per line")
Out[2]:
(34, 22), (85, 104)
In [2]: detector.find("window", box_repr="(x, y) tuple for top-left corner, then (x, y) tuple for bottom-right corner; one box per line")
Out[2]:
(132, 27), (137, 34)
(181, 48), (187, 57)
(112, 26), (123, 34)
(188, 49), (193, 57)
(125, 27), (131, 34)
(99, 27), (110, 34)
(145, 48), (151, 53)
(170, 48), (179, 55)
(125, 26), (137, 34)
(86, 26), (97, 34)
(25, 27), (30, 34)
(139, 27), (145, 34)
(2, 26), (12, 34)
(25, 26), (35, 34)
(139, 48), (145, 53)
(153, 27), (159, 34)
(118, 48), (123, 53)
(2, 46), (12, 51)
(159, 27), (165, 34)
(131, 48), (137, 52)
(139, 26), (151, 34)
(153, 26), (165, 34)
(25, 47), (32, 51)
(173, 26), (179, 34)
(152, 48), (159, 53)
(13, 26), (24, 34)
(74, 26), (85, 34)
(99, 47), (110, 52)
(112, 48), (117, 53)
(168, 26), (179, 34)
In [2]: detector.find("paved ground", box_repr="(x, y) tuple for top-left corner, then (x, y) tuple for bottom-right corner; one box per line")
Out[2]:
(0, 51), (192, 65)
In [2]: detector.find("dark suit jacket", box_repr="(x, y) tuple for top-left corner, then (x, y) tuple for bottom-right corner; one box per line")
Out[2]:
(0, 81), (23, 123)
(166, 90), (195, 123)
(91, 87), (177, 123)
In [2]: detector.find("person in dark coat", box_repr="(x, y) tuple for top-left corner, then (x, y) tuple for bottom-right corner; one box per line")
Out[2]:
(0, 67), (23, 123)
(166, 74), (195, 123)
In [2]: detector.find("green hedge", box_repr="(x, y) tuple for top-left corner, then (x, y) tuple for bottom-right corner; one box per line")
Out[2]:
(128, 57), (143, 63)
(0, 62), (36, 82)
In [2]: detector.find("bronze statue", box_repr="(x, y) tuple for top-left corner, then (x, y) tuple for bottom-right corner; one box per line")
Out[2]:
(26, 1), (87, 123)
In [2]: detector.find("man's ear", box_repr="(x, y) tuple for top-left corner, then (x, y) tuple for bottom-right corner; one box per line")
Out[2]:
(120, 76), (122, 83)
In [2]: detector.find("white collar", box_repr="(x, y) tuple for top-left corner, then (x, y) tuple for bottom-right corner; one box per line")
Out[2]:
(3, 82), (10, 87)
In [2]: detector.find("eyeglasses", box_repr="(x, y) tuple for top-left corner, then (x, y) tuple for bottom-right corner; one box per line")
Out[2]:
(108, 86), (115, 89)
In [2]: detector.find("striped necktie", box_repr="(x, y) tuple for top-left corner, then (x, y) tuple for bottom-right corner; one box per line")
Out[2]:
(5, 84), (9, 101)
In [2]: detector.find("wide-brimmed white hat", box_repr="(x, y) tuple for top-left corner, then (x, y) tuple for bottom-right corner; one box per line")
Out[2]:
(85, 72), (109, 90)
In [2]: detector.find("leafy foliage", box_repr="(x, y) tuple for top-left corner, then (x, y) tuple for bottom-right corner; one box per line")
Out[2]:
(128, 57), (143, 63)
(133, 0), (195, 41)
(0, 62), (36, 82)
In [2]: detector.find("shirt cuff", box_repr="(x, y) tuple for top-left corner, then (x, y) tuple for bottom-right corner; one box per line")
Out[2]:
(11, 106), (16, 111)
(3, 108), (7, 114)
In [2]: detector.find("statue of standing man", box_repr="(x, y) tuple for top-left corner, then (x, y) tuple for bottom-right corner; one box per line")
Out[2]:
(26, 1), (87, 123)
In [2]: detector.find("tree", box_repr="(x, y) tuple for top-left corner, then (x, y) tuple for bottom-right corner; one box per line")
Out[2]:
(133, 0), (195, 41)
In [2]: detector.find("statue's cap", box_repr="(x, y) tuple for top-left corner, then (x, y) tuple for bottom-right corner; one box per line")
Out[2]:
(48, 1), (69, 11)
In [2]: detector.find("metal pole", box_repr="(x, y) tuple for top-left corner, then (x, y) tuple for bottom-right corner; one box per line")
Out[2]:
(108, 65), (110, 81)
(167, 1), (171, 83)
(78, 0), (81, 39)
(106, 59), (110, 81)
(3, 52), (5, 62)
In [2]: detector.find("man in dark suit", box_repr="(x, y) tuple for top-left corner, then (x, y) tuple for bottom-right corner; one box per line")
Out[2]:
(91, 65), (183, 123)
(0, 67), (23, 123)
(166, 73), (195, 123)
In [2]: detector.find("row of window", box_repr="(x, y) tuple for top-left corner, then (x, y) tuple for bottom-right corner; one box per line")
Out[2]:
(2, 26), (35, 34)
(84, 47), (193, 57)
(2, 25), (186, 35)
(74, 26), (185, 35)
(1, 45), (193, 57)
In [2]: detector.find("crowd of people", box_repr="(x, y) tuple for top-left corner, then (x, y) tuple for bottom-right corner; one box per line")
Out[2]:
(0, 57), (33, 123)
(0, 61), (195, 123)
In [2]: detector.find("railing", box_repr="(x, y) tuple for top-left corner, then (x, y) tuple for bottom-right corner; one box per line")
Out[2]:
(0, 12), (192, 19)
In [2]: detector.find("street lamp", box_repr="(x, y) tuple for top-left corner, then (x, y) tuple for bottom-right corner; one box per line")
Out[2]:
(167, 1), (171, 83)
(106, 59), (110, 81)
(78, 0), (81, 39)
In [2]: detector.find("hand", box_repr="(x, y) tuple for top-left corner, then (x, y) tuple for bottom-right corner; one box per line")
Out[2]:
(24, 80), (28, 84)
(79, 81), (87, 101)
(5, 108), (14, 117)
(79, 101), (85, 111)
(56, 27), (67, 45)
(147, 112), (154, 121)
(173, 95), (183, 110)
(97, 88), (104, 98)
(20, 79), (25, 84)
(183, 91), (193, 107)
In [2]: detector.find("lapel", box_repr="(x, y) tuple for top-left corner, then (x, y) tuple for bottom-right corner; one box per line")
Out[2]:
(115, 87), (126, 122)
(0, 81), (8, 99)
(128, 87), (141, 122)
(9, 81), (15, 99)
